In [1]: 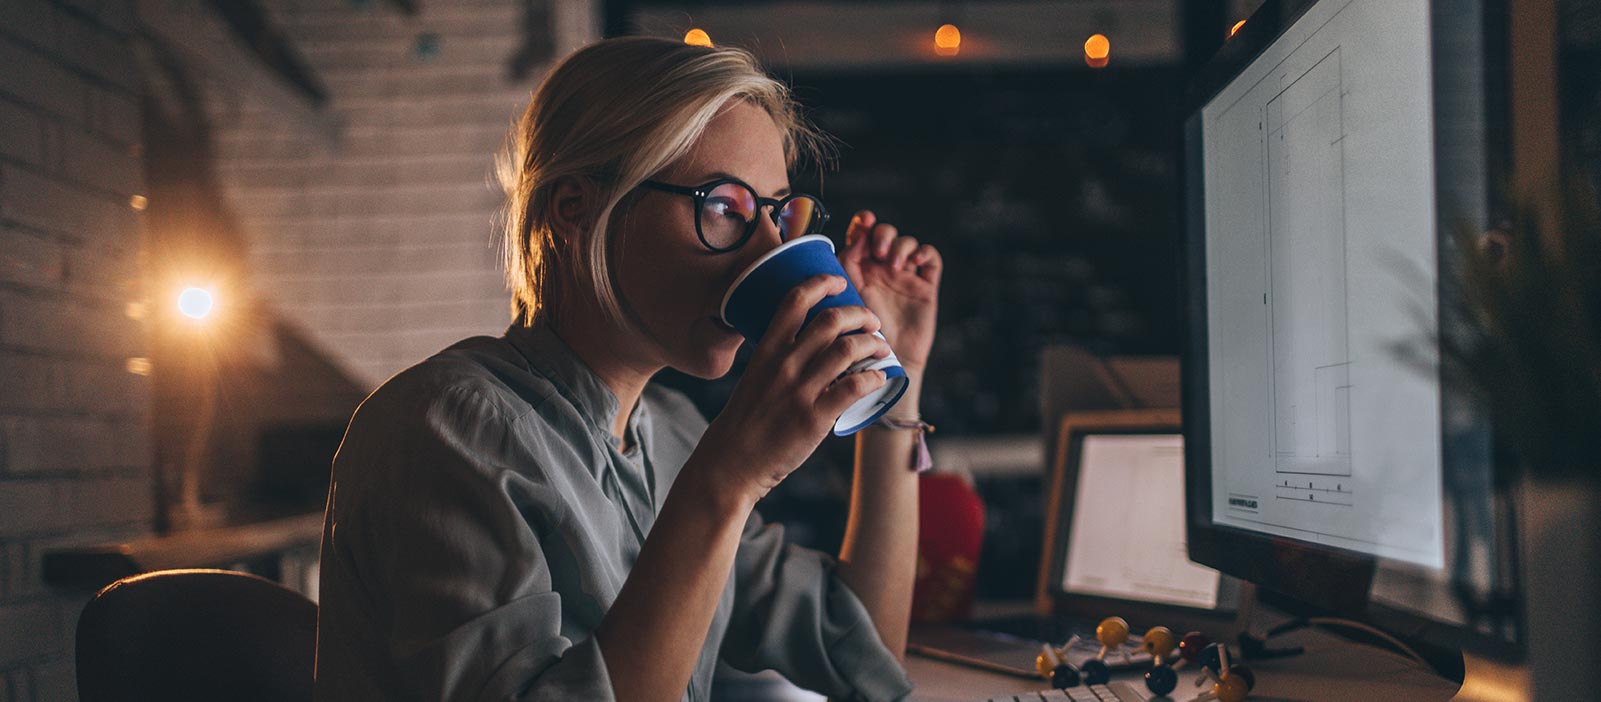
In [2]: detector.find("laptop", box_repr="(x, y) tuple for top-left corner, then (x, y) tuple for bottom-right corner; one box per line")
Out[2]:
(909, 412), (1239, 682)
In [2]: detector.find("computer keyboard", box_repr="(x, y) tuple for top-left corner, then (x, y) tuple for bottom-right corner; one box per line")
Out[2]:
(984, 682), (1147, 702)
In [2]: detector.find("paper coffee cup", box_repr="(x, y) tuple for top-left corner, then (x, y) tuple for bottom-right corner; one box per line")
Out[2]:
(720, 235), (909, 435)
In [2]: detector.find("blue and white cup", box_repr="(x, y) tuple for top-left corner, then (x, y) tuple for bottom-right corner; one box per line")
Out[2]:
(720, 234), (910, 435)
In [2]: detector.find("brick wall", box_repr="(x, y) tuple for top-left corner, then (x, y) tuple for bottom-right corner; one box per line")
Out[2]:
(208, 0), (600, 388)
(0, 1), (151, 700)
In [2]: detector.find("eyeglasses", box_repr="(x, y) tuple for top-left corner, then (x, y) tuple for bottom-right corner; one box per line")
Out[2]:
(638, 178), (829, 253)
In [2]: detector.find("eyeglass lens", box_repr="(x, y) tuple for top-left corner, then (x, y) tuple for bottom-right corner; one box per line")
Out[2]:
(698, 182), (822, 249)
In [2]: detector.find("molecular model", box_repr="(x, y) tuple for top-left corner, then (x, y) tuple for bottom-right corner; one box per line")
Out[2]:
(1034, 641), (1082, 690)
(1077, 616), (1132, 685)
(1192, 642), (1257, 702)
(1138, 626), (1180, 696)
(1030, 618), (1259, 699)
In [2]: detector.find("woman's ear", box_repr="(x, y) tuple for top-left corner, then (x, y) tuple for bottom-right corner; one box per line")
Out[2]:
(548, 176), (594, 242)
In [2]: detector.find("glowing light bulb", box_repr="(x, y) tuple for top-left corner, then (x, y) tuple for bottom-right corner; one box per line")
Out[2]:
(1084, 33), (1110, 68)
(178, 288), (214, 320)
(1230, 20), (1246, 38)
(934, 24), (961, 56)
(684, 28), (712, 47)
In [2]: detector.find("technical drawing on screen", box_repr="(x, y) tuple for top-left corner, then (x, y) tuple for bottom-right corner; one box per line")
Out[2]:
(1199, 0), (1445, 567)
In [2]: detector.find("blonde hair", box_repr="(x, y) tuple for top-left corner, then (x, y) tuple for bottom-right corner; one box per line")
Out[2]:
(496, 36), (832, 327)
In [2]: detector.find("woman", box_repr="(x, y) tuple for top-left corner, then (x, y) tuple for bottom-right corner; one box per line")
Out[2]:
(315, 36), (942, 702)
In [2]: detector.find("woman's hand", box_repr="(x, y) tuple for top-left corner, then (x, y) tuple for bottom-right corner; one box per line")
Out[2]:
(839, 211), (942, 374)
(695, 274), (892, 503)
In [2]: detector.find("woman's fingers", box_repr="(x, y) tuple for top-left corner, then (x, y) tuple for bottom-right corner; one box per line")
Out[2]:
(889, 236), (920, 270)
(844, 210), (877, 249)
(791, 304), (880, 360)
(799, 331), (891, 396)
(912, 243), (943, 284)
(757, 274), (846, 358)
(817, 369), (888, 419)
(870, 223), (899, 260)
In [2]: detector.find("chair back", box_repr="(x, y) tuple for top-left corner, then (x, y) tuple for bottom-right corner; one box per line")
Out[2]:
(76, 568), (316, 702)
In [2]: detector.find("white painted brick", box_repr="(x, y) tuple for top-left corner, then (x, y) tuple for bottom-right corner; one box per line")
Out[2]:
(63, 237), (143, 300)
(0, 295), (142, 358)
(333, 92), (527, 130)
(220, 153), (495, 190)
(0, 602), (59, 667)
(340, 123), (510, 158)
(0, 293), (140, 355)
(0, 38), (84, 121)
(52, 5), (140, 91)
(0, 415), (151, 475)
(0, 228), (70, 290)
(0, 482), (54, 540)
(0, 100), (46, 168)
(0, 354), (144, 416)
(59, 360), (147, 417)
(0, 354), (62, 413)
(84, 84), (136, 144)
(55, 126), (140, 194)
(205, 0), (595, 386)
(0, 166), (135, 241)
(280, 4), (520, 43)
(320, 64), (509, 100)
(0, 475), (151, 539)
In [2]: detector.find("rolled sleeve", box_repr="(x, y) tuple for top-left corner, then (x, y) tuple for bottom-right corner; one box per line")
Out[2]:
(720, 511), (913, 701)
(318, 384), (615, 702)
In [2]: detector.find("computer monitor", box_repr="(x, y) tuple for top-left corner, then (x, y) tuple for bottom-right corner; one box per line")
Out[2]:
(1181, 0), (1522, 672)
(1061, 433), (1219, 610)
(1036, 410), (1241, 632)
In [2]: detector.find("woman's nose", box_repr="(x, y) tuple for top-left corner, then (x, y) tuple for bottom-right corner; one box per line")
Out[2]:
(753, 205), (785, 247)
(731, 216), (786, 277)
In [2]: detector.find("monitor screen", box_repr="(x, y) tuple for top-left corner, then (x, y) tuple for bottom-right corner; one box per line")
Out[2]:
(1198, 0), (1443, 566)
(1063, 434), (1220, 609)
(1183, 0), (1519, 658)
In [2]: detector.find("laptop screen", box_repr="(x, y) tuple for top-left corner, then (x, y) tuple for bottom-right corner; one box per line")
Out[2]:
(1061, 434), (1221, 609)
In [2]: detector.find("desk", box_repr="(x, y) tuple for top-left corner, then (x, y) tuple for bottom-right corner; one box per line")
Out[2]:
(905, 625), (1460, 702)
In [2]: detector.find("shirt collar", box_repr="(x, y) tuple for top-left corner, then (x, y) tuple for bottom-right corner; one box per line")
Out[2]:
(504, 321), (623, 434)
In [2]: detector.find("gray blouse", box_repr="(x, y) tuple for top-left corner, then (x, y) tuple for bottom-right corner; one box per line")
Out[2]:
(314, 322), (913, 701)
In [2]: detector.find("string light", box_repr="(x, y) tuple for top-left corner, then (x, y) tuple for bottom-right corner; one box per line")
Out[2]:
(177, 287), (215, 320)
(129, 194), (147, 211)
(684, 28), (712, 47)
(934, 23), (961, 56)
(1230, 20), (1246, 38)
(125, 357), (152, 376)
(1084, 33), (1110, 68)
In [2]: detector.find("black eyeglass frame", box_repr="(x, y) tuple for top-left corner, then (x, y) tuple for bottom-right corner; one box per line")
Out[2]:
(638, 178), (830, 253)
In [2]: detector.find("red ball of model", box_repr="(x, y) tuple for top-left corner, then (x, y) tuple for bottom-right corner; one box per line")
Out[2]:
(1178, 632), (1212, 663)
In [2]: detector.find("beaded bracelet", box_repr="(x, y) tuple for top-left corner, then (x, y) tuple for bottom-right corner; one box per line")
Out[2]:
(871, 417), (936, 473)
